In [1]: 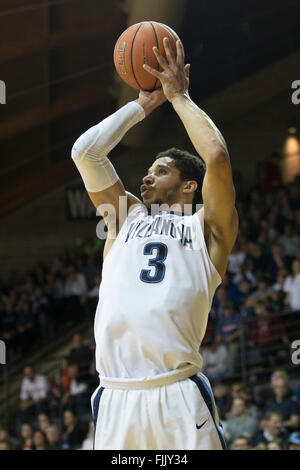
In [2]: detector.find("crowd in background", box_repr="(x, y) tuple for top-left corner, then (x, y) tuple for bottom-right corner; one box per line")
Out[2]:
(0, 153), (300, 450)
(0, 237), (103, 362)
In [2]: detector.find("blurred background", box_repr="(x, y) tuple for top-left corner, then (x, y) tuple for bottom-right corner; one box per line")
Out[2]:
(0, 0), (300, 451)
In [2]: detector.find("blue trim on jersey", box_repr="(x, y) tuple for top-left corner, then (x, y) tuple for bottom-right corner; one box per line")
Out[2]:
(92, 386), (105, 450)
(189, 374), (228, 449)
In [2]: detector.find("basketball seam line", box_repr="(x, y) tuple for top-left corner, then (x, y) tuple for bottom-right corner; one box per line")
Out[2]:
(131, 22), (144, 91)
(149, 21), (160, 91)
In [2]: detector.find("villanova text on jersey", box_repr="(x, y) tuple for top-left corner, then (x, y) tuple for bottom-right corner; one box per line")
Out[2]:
(124, 212), (194, 249)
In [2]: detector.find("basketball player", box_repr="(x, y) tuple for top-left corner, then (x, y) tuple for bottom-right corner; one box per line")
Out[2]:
(71, 38), (238, 450)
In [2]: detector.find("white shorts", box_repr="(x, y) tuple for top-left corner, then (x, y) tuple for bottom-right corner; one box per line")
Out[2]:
(91, 372), (227, 450)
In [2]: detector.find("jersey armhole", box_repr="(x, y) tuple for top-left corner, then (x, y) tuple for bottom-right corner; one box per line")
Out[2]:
(194, 208), (222, 286)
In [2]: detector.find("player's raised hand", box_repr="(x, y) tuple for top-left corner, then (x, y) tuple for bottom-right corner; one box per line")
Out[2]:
(143, 37), (190, 103)
(135, 87), (167, 117)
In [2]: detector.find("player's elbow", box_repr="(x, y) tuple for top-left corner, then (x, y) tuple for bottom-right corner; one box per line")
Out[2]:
(207, 149), (230, 168)
(71, 136), (84, 161)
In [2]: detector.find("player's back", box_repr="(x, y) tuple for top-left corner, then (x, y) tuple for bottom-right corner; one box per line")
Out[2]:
(94, 204), (221, 380)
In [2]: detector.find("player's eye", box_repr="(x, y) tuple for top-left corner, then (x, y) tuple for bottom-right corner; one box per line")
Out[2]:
(158, 169), (167, 175)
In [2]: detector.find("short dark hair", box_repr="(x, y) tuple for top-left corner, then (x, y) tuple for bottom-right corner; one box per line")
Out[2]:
(265, 411), (283, 421)
(234, 435), (251, 444)
(155, 147), (206, 211)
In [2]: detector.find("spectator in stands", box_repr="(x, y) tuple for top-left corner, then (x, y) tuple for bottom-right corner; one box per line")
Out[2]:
(249, 301), (289, 364)
(0, 301), (17, 361)
(81, 255), (100, 288)
(0, 441), (12, 450)
(32, 286), (53, 340)
(81, 421), (94, 450)
(213, 382), (232, 421)
(287, 432), (300, 450)
(266, 438), (287, 450)
(237, 279), (253, 308)
(284, 259), (300, 311)
(68, 333), (93, 380)
(45, 425), (63, 450)
(201, 337), (232, 382)
(80, 275), (101, 321)
(61, 409), (87, 450)
(19, 365), (49, 426)
(64, 265), (87, 298)
(225, 398), (258, 446)
(50, 357), (71, 412)
(267, 244), (288, 281)
(32, 429), (48, 450)
(61, 363), (89, 416)
(227, 241), (246, 275)
(263, 377), (300, 431)
(267, 285), (286, 315)
(293, 383), (300, 406)
(0, 425), (18, 450)
(232, 261), (257, 288)
(256, 370), (289, 406)
(251, 411), (289, 447)
(63, 265), (88, 322)
(37, 413), (51, 434)
(215, 301), (243, 367)
(213, 286), (229, 319)
(246, 277), (273, 307)
(231, 435), (252, 450)
(19, 423), (33, 450)
(278, 222), (300, 260)
(220, 273), (240, 305)
(272, 268), (288, 293)
(230, 383), (260, 420)
(245, 243), (270, 278)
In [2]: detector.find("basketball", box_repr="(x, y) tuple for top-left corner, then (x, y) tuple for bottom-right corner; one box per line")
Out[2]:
(113, 21), (182, 91)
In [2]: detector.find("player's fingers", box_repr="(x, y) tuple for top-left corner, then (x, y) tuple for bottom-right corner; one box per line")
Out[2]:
(163, 37), (176, 65)
(152, 46), (171, 71)
(176, 39), (185, 69)
(143, 63), (162, 79)
(184, 63), (190, 77)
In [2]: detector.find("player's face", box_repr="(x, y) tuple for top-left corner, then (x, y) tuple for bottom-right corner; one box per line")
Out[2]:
(140, 157), (183, 209)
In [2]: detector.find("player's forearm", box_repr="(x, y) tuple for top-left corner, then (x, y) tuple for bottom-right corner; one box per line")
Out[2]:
(171, 94), (229, 164)
(72, 101), (145, 161)
(71, 101), (145, 192)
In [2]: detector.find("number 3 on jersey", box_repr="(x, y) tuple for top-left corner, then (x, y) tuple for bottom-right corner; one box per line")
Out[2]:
(140, 242), (168, 283)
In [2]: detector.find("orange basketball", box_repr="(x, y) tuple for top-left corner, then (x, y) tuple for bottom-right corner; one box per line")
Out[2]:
(113, 21), (183, 91)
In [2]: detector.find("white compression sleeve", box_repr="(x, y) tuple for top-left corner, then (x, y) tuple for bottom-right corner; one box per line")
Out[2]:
(71, 101), (145, 192)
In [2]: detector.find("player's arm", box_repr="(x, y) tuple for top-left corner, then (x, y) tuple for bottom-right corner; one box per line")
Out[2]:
(71, 91), (166, 230)
(143, 37), (238, 277)
(71, 101), (144, 229)
(172, 93), (238, 277)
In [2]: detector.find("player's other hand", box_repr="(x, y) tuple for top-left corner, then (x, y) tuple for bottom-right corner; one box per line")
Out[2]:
(142, 37), (190, 103)
(135, 87), (167, 117)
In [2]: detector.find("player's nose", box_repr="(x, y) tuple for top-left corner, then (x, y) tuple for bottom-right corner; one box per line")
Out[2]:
(142, 174), (154, 185)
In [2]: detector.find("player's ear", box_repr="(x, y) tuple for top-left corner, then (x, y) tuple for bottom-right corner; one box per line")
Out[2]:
(182, 180), (198, 194)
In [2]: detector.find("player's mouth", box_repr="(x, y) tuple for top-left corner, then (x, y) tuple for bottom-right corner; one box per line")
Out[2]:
(140, 184), (154, 198)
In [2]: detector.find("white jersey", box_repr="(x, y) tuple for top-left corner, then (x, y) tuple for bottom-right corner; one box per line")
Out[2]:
(94, 205), (221, 380)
